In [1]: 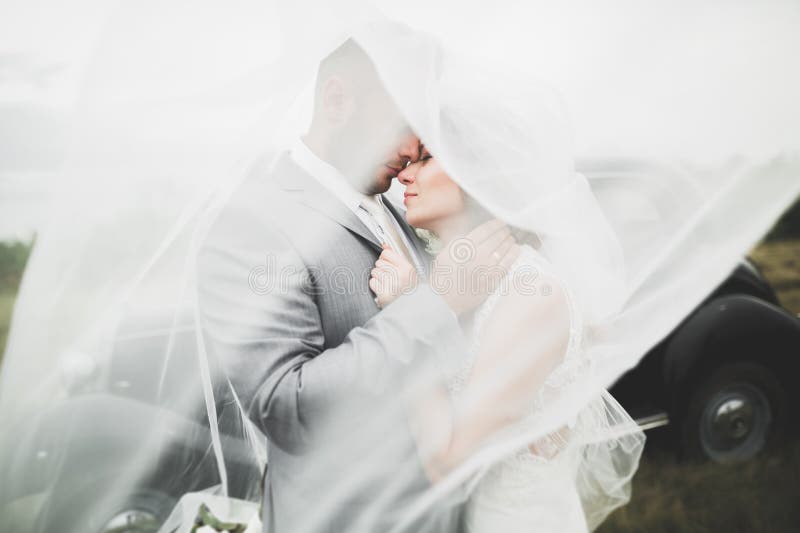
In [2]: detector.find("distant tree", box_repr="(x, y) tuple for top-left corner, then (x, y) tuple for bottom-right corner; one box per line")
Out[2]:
(0, 240), (33, 293)
(766, 196), (800, 242)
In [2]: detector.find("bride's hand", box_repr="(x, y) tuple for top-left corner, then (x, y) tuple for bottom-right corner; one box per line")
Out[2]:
(429, 219), (520, 315)
(369, 244), (418, 308)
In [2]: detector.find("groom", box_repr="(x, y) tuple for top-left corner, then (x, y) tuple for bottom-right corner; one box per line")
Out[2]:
(198, 39), (516, 533)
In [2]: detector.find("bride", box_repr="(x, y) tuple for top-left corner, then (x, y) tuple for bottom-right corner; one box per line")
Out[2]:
(369, 142), (644, 532)
(352, 22), (647, 530)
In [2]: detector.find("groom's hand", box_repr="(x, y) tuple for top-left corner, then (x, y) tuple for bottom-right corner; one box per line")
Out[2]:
(429, 219), (520, 315)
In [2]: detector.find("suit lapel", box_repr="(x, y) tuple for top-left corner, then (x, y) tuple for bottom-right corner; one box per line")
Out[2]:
(274, 154), (383, 252)
(382, 196), (432, 275)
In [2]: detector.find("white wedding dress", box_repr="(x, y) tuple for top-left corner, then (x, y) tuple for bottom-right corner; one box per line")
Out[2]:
(448, 244), (643, 533)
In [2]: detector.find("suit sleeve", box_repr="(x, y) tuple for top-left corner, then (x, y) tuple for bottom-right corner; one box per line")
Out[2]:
(197, 209), (466, 454)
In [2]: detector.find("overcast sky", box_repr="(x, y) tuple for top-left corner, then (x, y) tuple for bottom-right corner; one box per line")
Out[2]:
(1, 0), (798, 239)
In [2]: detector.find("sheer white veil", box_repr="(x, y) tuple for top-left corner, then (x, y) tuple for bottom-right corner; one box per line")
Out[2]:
(1, 1), (799, 532)
(353, 22), (627, 324)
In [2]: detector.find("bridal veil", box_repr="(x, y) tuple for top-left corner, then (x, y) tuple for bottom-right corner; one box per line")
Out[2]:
(1, 1), (798, 531)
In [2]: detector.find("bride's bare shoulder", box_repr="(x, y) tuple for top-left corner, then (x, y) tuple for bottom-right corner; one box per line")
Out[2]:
(485, 247), (571, 336)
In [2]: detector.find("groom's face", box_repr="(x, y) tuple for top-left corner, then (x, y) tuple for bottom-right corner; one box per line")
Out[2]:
(367, 133), (421, 195)
(328, 80), (419, 195)
(340, 81), (418, 195)
(313, 41), (419, 195)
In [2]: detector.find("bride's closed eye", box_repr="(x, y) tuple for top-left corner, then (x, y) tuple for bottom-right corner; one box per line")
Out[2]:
(420, 146), (433, 164)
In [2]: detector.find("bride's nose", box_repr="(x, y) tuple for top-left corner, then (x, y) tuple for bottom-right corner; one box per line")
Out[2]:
(397, 164), (416, 186)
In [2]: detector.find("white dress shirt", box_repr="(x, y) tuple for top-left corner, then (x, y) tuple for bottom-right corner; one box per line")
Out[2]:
(290, 138), (423, 272)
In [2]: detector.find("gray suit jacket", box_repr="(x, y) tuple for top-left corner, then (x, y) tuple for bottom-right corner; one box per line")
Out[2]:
(198, 153), (467, 533)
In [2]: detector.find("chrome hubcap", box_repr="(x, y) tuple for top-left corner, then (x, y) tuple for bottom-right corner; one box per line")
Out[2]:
(713, 397), (752, 439)
(700, 383), (770, 462)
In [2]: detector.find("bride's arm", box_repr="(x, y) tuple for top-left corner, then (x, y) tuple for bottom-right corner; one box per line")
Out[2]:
(438, 274), (571, 472)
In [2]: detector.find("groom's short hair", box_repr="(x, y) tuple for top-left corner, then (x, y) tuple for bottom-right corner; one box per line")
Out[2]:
(314, 39), (382, 108)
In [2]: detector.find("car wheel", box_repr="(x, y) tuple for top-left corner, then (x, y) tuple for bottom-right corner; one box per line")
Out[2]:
(94, 489), (176, 533)
(35, 477), (177, 533)
(680, 361), (785, 463)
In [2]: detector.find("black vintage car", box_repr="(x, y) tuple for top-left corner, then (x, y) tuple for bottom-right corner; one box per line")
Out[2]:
(609, 258), (800, 462)
(586, 158), (800, 463)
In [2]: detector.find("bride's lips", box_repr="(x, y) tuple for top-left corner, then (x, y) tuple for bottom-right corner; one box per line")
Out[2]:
(403, 192), (418, 205)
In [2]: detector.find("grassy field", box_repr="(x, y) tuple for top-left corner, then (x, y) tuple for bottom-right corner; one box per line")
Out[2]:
(0, 293), (15, 359)
(599, 435), (800, 533)
(0, 240), (28, 362)
(751, 240), (800, 314)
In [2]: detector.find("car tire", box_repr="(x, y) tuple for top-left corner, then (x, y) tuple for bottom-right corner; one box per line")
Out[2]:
(680, 361), (786, 463)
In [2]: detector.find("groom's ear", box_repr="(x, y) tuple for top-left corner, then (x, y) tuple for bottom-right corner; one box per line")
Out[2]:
(321, 75), (353, 126)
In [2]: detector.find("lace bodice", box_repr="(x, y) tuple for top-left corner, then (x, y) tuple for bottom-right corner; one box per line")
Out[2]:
(446, 244), (591, 464)
(447, 244), (586, 397)
(439, 248), (643, 531)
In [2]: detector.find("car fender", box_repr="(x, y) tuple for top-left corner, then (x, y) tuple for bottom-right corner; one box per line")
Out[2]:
(1, 393), (253, 505)
(661, 294), (800, 413)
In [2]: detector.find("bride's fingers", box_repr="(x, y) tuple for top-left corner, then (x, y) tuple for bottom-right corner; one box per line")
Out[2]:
(371, 267), (389, 280)
(368, 275), (383, 293)
(379, 247), (404, 265)
(476, 225), (512, 256)
(383, 246), (416, 271)
(379, 242), (394, 254)
(482, 241), (519, 291)
(497, 242), (521, 273)
(466, 218), (506, 244)
(492, 235), (516, 266)
(371, 268), (397, 287)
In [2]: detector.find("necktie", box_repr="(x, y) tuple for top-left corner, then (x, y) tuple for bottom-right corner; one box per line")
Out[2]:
(359, 196), (415, 265)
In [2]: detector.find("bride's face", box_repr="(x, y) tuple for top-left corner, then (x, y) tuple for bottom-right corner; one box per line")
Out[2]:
(397, 146), (465, 230)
